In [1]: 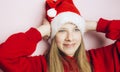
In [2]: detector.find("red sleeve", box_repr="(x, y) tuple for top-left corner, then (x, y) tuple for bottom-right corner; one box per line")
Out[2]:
(96, 18), (120, 40)
(0, 27), (42, 59)
(88, 18), (120, 72)
(88, 44), (119, 72)
(0, 28), (44, 72)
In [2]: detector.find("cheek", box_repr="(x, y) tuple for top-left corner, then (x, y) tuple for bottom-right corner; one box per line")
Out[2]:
(74, 33), (81, 42)
(55, 34), (65, 47)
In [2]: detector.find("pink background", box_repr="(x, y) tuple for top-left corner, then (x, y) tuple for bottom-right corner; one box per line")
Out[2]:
(0, 0), (120, 71)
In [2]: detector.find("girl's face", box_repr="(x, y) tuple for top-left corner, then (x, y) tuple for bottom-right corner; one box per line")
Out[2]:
(55, 23), (82, 57)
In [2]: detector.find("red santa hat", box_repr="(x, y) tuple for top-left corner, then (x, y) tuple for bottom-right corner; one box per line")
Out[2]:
(46, 0), (85, 39)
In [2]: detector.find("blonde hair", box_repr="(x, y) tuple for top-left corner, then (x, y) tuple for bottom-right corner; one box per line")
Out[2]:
(47, 37), (91, 72)
(75, 38), (92, 72)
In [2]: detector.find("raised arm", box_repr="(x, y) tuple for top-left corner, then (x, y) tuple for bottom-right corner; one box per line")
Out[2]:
(86, 18), (120, 40)
(87, 18), (120, 72)
(0, 19), (50, 58)
(0, 19), (50, 72)
(85, 20), (97, 31)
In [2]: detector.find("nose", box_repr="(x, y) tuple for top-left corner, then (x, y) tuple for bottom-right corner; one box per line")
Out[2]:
(65, 32), (73, 41)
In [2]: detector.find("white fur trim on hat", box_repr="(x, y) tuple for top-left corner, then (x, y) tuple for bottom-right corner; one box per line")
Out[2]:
(50, 12), (85, 39)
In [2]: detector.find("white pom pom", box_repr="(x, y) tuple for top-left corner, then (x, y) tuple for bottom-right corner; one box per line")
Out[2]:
(47, 8), (57, 17)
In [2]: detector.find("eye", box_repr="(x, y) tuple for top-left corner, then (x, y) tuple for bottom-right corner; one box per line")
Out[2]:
(74, 28), (80, 31)
(58, 30), (66, 32)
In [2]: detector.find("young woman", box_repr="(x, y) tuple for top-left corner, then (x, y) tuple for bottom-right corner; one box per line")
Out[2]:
(0, 0), (120, 72)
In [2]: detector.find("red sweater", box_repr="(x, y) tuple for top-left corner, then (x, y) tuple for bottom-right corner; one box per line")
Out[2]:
(0, 18), (120, 72)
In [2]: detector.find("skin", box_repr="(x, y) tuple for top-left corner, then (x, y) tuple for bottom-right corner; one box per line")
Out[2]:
(36, 19), (97, 56)
(55, 23), (82, 57)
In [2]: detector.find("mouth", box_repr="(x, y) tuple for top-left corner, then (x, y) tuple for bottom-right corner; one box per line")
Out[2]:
(63, 43), (75, 48)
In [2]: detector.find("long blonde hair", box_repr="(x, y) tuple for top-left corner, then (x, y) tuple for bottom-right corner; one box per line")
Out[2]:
(47, 37), (91, 72)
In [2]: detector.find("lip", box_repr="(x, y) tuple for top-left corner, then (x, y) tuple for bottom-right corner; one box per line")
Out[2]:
(63, 43), (75, 48)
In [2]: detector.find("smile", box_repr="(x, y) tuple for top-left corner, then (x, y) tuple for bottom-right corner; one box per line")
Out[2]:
(63, 43), (75, 48)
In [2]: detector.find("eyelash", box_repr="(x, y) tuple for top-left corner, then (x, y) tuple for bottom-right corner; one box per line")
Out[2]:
(58, 30), (66, 32)
(74, 28), (80, 31)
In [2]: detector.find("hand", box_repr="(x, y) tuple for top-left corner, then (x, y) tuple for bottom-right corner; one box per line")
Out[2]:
(37, 19), (51, 39)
